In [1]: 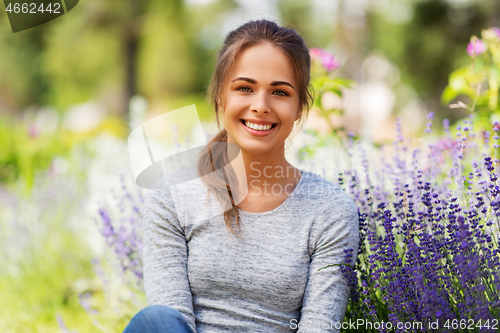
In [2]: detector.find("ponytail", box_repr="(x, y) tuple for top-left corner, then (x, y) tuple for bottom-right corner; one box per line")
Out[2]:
(197, 128), (242, 237)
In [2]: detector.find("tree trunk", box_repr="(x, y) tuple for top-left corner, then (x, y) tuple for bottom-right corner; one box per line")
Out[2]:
(123, 26), (138, 124)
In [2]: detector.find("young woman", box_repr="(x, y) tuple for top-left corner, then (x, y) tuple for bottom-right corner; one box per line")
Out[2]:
(124, 19), (359, 333)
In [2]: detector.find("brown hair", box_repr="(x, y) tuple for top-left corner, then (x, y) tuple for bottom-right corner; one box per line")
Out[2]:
(197, 19), (313, 237)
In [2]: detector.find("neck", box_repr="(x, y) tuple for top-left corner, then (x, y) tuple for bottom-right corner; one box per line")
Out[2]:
(225, 142), (301, 199)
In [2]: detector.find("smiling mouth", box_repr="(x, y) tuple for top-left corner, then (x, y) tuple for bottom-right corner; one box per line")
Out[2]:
(240, 120), (277, 131)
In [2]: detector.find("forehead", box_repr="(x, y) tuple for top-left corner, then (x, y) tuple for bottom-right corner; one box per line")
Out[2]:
(228, 43), (297, 84)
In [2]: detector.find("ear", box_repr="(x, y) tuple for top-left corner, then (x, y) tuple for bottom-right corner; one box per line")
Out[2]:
(295, 108), (301, 121)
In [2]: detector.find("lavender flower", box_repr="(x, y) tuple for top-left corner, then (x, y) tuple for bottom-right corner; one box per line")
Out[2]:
(425, 112), (435, 133)
(320, 115), (500, 330)
(78, 291), (99, 315)
(56, 314), (78, 333)
(95, 172), (145, 290)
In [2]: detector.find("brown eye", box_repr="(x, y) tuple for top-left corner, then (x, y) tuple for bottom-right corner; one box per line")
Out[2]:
(238, 86), (252, 92)
(273, 90), (288, 96)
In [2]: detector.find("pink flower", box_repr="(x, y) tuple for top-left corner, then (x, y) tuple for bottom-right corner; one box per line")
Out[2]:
(493, 27), (500, 39)
(467, 37), (486, 57)
(309, 48), (341, 71)
(29, 123), (39, 138)
(309, 48), (323, 59)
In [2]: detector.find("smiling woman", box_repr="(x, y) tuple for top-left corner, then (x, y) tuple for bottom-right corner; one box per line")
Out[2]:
(223, 43), (299, 156)
(220, 42), (305, 214)
(125, 19), (360, 333)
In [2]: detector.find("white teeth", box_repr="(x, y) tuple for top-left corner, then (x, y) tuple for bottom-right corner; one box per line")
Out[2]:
(244, 121), (273, 131)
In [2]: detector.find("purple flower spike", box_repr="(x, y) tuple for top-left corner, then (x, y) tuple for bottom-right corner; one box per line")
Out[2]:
(467, 37), (486, 57)
(310, 48), (341, 71)
(56, 314), (77, 333)
(493, 121), (500, 132)
(425, 113), (434, 133)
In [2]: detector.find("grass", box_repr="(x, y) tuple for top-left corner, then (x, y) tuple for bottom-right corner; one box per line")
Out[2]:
(0, 224), (98, 332)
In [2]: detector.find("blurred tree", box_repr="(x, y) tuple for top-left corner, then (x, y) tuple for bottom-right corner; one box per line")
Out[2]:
(489, 0), (500, 27)
(277, 0), (314, 42)
(0, 0), (240, 120)
(182, 0), (239, 94)
(369, 0), (495, 123)
(45, 0), (151, 119)
(41, 7), (123, 115)
(276, 0), (340, 50)
(0, 15), (49, 111)
(137, 0), (198, 105)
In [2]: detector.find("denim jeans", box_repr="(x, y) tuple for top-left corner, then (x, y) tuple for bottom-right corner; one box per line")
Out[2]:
(122, 305), (194, 333)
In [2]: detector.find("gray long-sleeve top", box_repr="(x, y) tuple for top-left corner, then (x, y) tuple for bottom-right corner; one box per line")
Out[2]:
(142, 168), (360, 333)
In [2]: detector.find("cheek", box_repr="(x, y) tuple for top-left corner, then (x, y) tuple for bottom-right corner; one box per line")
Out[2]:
(222, 103), (240, 125)
(279, 100), (300, 123)
(226, 93), (247, 107)
(225, 96), (250, 120)
(220, 94), (235, 113)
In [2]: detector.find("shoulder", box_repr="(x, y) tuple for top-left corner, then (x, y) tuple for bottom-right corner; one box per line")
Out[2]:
(297, 170), (356, 209)
(143, 165), (218, 231)
(296, 171), (359, 231)
(299, 172), (359, 252)
(144, 165), (205, 212)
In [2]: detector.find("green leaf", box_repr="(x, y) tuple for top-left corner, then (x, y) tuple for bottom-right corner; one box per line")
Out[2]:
(441, 85), (458, 104)
(328, 77), (355, 88)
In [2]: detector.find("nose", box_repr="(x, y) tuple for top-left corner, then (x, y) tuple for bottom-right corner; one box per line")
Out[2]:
(250, 91), (270, 114)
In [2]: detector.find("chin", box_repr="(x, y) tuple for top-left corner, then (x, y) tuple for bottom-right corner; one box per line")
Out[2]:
(240, 143), (282, 155)
(240, 147), (269, 155)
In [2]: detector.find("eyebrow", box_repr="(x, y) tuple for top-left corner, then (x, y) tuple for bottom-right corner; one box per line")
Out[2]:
(231, 77), (295, 90)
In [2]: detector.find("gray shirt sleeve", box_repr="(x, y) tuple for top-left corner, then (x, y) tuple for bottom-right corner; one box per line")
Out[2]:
(298, 199), (359, 332)
(142, 186), (197, 333)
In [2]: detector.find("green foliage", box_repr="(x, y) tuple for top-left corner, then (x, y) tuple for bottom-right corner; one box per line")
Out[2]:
(0, 163), (97, 332)
(0, 114), (128, 193)
(442, 27), (500, 124)
(0, 134), (144, 332)
(0, 118), (74, 192)
(0, 0), (230, 114)
(0, 22), (47, 108)
(0, 230), (96, 333)
(297, 51), (354, 161)
(369, 0), (493, 125)
(310, 54), (354, 130)
(42, 13), (124, 112)
(137, 11), (199, 98)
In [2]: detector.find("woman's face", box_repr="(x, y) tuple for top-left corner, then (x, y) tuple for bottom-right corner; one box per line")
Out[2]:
(220, 42), (300, 156)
